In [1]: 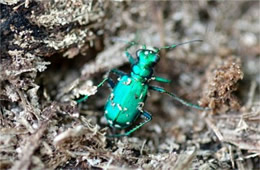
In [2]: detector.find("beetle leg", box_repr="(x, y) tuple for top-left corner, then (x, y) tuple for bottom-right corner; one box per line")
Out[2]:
(125, 51), (136, 65)
(124, 111), (152, 136)
(76, 95), (89, 104)
(149, 85), (210, 110)
(107, 111), (152, 137)
(111, 69), (127, 77)
(107, 78), (115, 89)
(124, 40), (139, 65)
(76, 77), (109, 103)
(152, 76), (171, 83)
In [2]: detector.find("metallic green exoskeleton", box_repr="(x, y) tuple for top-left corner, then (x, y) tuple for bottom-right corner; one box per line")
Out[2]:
(77, 40), (209, 137)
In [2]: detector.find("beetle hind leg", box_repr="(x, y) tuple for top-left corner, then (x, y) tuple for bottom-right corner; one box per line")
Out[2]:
(107, 111), (152, 138)
(149, 85), (210, 110)
(110, 69), (127, 77)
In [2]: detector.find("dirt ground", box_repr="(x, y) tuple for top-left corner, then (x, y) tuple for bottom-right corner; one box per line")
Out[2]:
(0, 0), (259, 169)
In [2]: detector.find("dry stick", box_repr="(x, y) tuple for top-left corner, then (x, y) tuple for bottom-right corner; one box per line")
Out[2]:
(205, 117), (224, 141)
(16, 88), (41, 121)
(206, 117), (260, 153)
(140, 139), (147, 156)
(104, 158), (113, 170)
(154, 1), (166, 55)
(228, 145), (235, 169)
(10, 104), (57, 170)
(223, 135), (260, 153)
(246, 80), (257, 109)
(173, 147), (197, 170)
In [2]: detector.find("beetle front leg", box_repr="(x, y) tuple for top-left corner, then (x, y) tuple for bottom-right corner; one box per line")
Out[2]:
(152, 76), (171, 83)
(76, 77), (109, 103)
(149, 85), (209, 110)
(125, 51), (136, 65)
(125, 41), (139, 65)
(107, 111), (152, 137)
(110, 69), (127, 77)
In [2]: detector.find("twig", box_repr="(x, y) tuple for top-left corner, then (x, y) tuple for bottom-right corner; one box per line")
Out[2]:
(173, 147), (197, 170)
(16, 89), (41, 121)
(140, 139), (147, 155)
(205, 117), (224, 141)
(246, 80), (257, 109)
(228, 145), (235, 169)
(10, 104), (57, 170)
(104, 158), (113, 170)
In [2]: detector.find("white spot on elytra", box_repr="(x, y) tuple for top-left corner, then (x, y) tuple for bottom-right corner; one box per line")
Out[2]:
(123, 78), (132, 85)
(108, 120), (113, 125)
(137, 102), (145, 111)
(111, 102), (115, 107)
(115, 124), (121, 128)
(138, 102), (144, 108)
(117, 103), (122, 111)
(110, 93), (114, 100)
(139, 93), (143, 99)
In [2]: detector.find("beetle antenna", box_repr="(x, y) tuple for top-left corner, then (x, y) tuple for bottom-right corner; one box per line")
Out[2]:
(158, 39), (202, 52)
(125, 41), (140, 51)
(111, 38), (140, 48)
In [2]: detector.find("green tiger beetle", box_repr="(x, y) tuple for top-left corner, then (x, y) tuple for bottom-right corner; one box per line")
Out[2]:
(77, 40), (209, 137)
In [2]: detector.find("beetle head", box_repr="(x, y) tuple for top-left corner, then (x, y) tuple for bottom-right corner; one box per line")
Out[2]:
(136, 47), (160, 67)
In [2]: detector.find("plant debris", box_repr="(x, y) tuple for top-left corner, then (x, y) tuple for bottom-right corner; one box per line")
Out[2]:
(200, 56), (244, 113)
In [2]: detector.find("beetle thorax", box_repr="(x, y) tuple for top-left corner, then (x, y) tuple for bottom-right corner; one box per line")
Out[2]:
(132, 64), (153, 79)
(130, 49), (160, 80)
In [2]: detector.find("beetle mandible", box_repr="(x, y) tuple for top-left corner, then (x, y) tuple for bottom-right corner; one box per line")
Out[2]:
(77, 40), (209, 137)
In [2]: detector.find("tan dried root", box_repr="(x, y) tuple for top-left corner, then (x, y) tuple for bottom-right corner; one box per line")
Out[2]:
(200, 56), (244, 113)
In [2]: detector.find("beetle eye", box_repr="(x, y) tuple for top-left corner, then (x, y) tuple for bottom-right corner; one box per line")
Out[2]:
(136, 50), (142, 57)
(156, 56), (160, 62)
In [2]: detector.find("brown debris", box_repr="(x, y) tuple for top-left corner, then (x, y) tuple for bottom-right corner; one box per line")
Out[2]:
(10, 104), (57, 170)
(200, 56), (244, 113)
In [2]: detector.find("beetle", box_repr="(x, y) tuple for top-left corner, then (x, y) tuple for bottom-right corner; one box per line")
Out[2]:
(77, 40), (209, 137)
